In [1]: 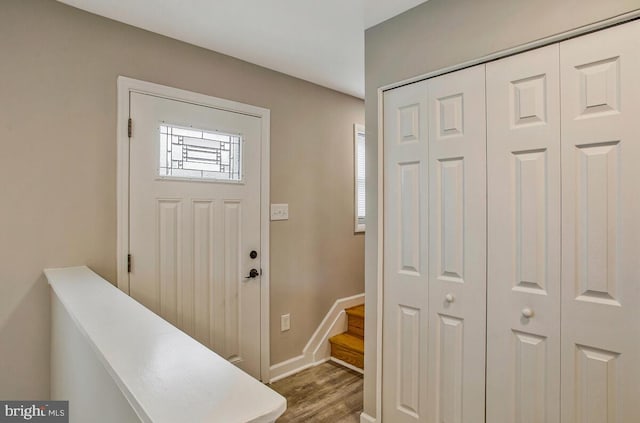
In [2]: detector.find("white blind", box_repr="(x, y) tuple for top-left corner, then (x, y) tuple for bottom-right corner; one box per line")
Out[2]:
(356, 130), (366, 222)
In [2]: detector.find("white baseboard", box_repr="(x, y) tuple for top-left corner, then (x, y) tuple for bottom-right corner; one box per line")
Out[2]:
(360, 412), (376, 423)
(329, 357), (364, 375)
(269, 356), (330, 383)
(268, 355), (308, 383)
(269, 293), (364, 382)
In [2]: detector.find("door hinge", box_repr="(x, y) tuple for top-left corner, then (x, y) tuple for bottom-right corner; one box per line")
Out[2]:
(127, 254), (132, 273)
(128, 118), (132, 138)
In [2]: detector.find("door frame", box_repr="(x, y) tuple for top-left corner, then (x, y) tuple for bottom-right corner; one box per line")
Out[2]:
(374, 10), (640, 420)
(116, 76), (272, 382)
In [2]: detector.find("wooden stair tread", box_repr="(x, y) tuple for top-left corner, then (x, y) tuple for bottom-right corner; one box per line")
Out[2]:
(345, 305), (364, 318)
(329, 333), (364, 354)
(329, 305), (365, 370)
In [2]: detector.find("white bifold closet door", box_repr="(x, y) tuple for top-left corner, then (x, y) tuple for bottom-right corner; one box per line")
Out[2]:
(382, 64), (487, 423)
(486, 45), (561, 423)
(384, 18), (640, 423)
(426, 65), (486, 423)
(560, 21), (640, 422)
(382, 81), (429, 423)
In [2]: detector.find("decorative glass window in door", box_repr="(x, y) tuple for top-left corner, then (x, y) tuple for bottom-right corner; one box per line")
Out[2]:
(159, 124), (242, 181)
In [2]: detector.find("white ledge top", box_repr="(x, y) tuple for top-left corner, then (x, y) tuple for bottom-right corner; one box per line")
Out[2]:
(45, 266), (286, 423)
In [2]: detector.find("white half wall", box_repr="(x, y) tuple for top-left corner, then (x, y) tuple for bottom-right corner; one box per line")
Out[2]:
(269, 293), (364, 382)
(51, 291), (142, 423)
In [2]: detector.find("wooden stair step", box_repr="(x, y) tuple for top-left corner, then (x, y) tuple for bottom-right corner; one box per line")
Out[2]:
(329, 333), (364, 370)
(345, 305), (364, 337)
(329, 333), (364, 353)
(345, 304), (364, 319)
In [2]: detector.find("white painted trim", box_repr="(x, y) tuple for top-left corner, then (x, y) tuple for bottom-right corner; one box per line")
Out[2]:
(260, 106), (272, 384)
(304, 293), (364, 362)
(330, 357), (364, 375)
(269, 293), (365, 382)
(310, 309), (346, 360)
(379, 11), (640, 94)
(354, 123), (366, 233)
(269, 357), (331, 384)
(116, 78), (130, 295)
(360, 412), (377, 423)
(269, 354), (305, 381)
(374, 13), (640, 420)
(116, 76), (271, 382)
(375, 87), (384, 421)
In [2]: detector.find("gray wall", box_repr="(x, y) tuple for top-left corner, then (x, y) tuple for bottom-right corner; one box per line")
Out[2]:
(363, 0), (640, 418)
(0, 0), (364, 399)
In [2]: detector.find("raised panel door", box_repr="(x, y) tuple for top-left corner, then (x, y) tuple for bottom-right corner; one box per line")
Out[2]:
(486, 44), (561, 423)
(129, 93), (262, 378)
(426, 64), (486, 423)
(560, 20), (640, 422)
(383, 81), (430, 423)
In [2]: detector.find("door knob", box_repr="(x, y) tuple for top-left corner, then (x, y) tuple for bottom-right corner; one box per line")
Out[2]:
(445, 293), (455, 303)
(521, 308), (534, 318)
(245, 268), (259, 279)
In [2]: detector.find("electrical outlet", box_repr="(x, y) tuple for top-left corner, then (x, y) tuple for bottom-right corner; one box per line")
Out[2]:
(271, 203), (289, 221)
(280, 314), (290, 332)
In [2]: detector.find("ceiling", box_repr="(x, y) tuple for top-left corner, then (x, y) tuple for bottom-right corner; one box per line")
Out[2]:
(57, 0), (428, 98)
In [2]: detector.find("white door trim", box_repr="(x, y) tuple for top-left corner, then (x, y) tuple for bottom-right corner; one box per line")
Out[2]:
(116, 76), (271, 382)
(375, 10), (640, 420)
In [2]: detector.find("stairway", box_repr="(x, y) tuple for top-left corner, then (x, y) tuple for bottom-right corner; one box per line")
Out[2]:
(329, 305), (364, 370)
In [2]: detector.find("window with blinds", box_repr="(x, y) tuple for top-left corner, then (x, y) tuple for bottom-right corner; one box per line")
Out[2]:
(355, 124), (365, 232)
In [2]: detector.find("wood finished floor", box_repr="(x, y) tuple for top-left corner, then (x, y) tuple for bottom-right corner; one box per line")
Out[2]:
(269, 361), (363, 422)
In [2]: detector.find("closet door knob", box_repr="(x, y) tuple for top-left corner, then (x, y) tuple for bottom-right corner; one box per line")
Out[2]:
(445, 293), (455, 303)
(521, 308), (534, 318)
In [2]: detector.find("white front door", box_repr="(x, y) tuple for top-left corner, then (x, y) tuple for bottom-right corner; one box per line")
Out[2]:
(128, 92), (262, 379)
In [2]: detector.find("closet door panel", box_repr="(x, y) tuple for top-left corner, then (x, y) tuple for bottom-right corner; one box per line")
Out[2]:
(561, 20), (640, 423)
(383, 81), (430, 423)
(427, 64), (486, 423)
(486, 44), (561, 423)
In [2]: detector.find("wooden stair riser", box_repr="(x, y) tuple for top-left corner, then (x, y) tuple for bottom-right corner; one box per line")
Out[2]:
(331, 343), (364, 369)
(347, 313), (364, 338)
(345, 305), (365, 338)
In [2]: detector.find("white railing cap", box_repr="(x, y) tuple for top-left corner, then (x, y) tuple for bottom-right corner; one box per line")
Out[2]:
(45, 266), (286, 423)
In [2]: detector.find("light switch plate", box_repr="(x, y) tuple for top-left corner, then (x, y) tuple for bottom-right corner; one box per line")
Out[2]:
(271, 203), (289, 221)
(281, 314), (290, 332)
